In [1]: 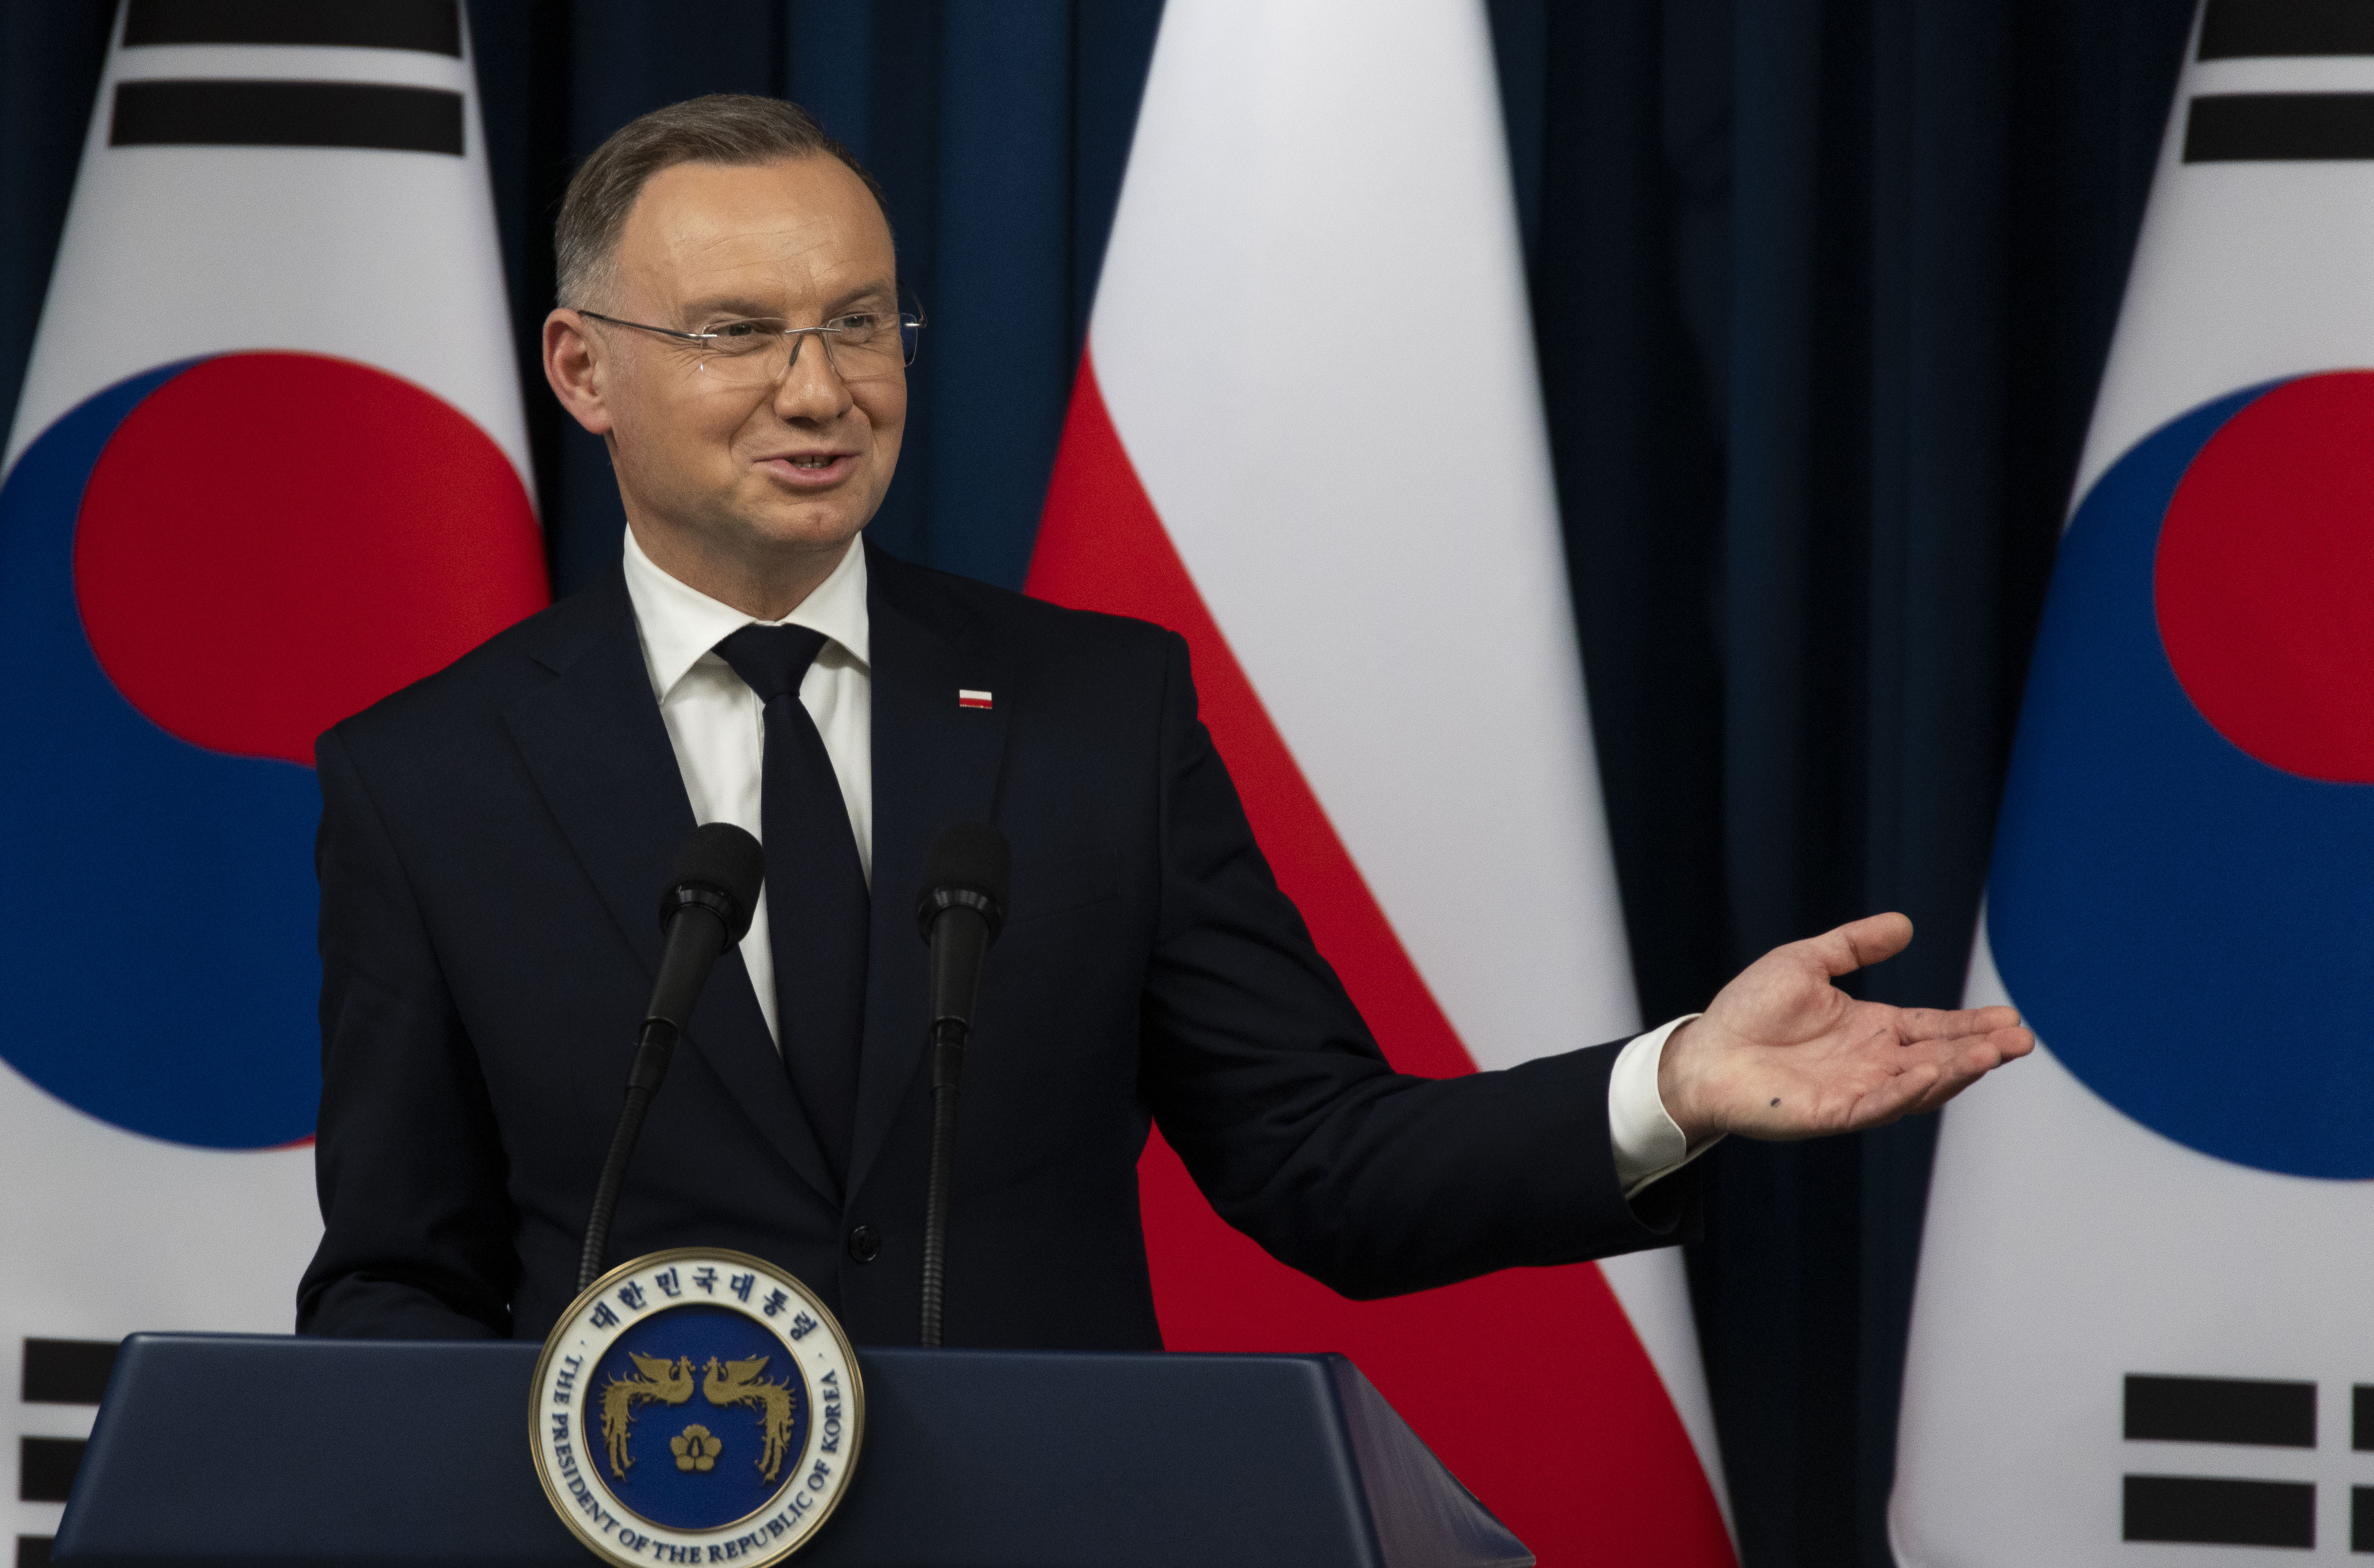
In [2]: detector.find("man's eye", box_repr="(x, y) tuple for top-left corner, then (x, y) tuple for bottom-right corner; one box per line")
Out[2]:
(705, 320), (773, 342)
(828, 314), (883, 340)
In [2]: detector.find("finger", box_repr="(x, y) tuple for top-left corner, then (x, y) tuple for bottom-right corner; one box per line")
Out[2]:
(1897, 1025), (2027, 1076)
(1947, 1026), (2034, 1070)
(1802, 912), (1915, 979)
(1904, 1066), (1990, 1117)
(1842, 1058), (1943, 1130)
(1901, 1028), (2032, 1113)
(1891, 1004), (2024, 1043)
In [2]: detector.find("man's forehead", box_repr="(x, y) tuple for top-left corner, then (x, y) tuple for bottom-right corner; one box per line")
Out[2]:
(618, 158), (893, 304)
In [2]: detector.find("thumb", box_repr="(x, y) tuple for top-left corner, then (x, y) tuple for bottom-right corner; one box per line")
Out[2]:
(1802, 912), (1914, 979)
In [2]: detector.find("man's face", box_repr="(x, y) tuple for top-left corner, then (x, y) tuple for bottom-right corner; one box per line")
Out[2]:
(568, 157), (904, 567)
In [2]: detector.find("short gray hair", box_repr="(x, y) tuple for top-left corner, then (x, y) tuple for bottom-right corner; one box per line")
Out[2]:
(554, 94), (890, 308)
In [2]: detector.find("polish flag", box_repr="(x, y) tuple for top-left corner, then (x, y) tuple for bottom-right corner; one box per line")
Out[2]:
(0, 2), (543, 1545)
(1026, 3), (1734, 1560)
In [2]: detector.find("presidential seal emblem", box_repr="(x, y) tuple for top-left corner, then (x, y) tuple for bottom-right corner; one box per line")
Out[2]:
(531, 1249), (864, 1567)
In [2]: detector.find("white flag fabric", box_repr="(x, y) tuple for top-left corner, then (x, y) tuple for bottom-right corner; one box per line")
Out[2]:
(1894, 4), (2374, 1560)
(0, 1), (543, 1545)
(1027, 3), (1735, 1561)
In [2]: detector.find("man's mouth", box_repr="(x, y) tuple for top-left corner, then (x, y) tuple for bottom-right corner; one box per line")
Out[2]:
(759, 451), (858, 487)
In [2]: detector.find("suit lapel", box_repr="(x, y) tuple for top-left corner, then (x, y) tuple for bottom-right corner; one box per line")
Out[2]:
(848, 545), (1011, 1199)
(501, 570), (841, 1209)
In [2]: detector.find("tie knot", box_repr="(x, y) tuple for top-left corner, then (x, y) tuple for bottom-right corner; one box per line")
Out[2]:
(716, 623), (832, 706)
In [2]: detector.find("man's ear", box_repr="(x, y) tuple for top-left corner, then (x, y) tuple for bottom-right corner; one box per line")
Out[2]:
(543, 309), (613, 436)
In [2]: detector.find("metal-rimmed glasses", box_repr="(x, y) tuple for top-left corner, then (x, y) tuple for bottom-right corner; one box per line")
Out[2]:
(577, 299), (925, 386)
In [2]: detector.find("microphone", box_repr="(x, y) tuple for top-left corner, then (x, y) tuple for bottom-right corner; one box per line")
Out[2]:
(577, 822), (766, 1292)
(913, 822), (1011, 1346)
(918, 822), (1012, 1050)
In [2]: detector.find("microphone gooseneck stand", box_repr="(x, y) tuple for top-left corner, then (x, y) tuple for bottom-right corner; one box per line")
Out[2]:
(577, 825), (764, 1293)
(917, 1013), (967, 1348)
(576, 1014), (686, 1293)
(914, 823), (1011, 1347)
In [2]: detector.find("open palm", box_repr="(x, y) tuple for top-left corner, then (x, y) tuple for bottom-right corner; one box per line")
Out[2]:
(1658, 913), (2035, 1145)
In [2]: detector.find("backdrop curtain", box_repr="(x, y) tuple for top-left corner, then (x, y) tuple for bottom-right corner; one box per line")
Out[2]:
(1501, 3), (2195, 1561)
(0, 3), (2197, 1562)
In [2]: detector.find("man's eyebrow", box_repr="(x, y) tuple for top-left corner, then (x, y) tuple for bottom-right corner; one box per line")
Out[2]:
(679, 281), (898, 321)
(679, 295), (777, 320)
(826, 280), (899, 313)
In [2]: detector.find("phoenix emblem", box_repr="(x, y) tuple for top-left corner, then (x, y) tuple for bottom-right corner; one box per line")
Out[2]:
(703, 1354), (798, 1482)
(599, 1352), (695, 1478)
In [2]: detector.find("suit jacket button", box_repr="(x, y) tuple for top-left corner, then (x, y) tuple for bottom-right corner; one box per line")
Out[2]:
(847, 1224), (881, 1263)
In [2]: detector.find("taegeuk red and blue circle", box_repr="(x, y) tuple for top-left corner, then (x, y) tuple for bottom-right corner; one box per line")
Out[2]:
(1990, 371), (2374, 1179)
(0, 353), (544, 1147)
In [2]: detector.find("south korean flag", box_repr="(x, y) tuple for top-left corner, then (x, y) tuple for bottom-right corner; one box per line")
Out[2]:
(1894, 2), (2374, 1561)
(0, 1), (543, 1549)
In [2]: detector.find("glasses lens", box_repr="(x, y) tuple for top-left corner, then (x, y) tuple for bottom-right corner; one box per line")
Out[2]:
(688, 311), (924, 385)
(819, 314), (914, 381)
(695, 321), (787, 386)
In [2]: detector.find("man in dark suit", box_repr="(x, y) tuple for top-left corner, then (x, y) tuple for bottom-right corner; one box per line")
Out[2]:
(297, 96), (2030, 1346)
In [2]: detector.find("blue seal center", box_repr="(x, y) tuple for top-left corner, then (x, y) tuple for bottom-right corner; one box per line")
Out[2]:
(582, 1304), (809, 1530)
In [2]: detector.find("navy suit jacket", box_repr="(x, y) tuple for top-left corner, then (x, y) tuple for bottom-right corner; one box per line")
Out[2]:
(297, 542), (1690, 1347)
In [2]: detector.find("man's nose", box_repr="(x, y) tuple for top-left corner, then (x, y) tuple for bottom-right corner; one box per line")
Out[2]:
(771, 330), (851, 421)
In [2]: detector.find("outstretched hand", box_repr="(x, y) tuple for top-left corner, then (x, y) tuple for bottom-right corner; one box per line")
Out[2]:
(1657, 913), (2034, 1146)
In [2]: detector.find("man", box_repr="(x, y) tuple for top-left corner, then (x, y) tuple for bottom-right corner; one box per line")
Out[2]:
(298, 96), (2029, 1345)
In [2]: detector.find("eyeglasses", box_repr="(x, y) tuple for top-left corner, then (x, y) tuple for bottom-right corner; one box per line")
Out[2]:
(578, 301), (925, 387)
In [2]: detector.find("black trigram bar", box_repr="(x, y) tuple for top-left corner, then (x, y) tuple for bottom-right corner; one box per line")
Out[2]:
(123, 0), (461, 56)
(110, 80), (463, 156)
(17, 1439), (82, 1506)
(20, 1339), (115, 1407)
(2185, 93), (2374, 162)
(2125, 1373), (2315, 1447)
(15, 1539), (48, 1568)
(2200, 0), (2374, 60)
(2354, 1485), (2374, 1552)
(2125, 1475), (2315, 1547)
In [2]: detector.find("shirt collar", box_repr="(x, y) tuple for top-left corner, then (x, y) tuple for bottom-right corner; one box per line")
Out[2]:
(621, 526), (872, 703)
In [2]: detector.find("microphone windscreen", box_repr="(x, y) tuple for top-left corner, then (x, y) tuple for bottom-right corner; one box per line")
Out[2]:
(666, 822), (767, 942)
(921, 821), (1013, 908)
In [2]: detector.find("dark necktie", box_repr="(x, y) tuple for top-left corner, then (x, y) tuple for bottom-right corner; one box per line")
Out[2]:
(714, 623), (868, 1187)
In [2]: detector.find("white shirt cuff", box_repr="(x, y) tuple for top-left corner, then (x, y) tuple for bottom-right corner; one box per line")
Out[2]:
(1607, 1014), (1721, 1198)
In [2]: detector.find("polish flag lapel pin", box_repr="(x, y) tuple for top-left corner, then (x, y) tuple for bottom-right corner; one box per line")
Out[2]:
(958, 689), (993, 710)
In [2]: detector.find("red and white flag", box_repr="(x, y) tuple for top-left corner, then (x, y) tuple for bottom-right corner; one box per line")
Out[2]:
(1027, 3), (1735, 1560)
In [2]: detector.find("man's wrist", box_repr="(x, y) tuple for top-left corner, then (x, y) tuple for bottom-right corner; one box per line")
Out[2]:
(1609, 1014), (1707, 1197)
(1656, 1017), (1716, 1147)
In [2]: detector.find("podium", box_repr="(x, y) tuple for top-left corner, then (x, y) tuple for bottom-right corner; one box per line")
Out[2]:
(53, 1333), (1533, 1568)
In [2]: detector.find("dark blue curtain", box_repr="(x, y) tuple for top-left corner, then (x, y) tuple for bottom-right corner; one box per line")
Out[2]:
(0, 6), (113, 449)
(0, 3), (2195, 1561)
(1499, 1), (2196, 1562)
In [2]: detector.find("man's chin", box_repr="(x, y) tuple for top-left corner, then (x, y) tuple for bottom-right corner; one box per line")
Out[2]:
(733, 493), (876, 557)
(627, 482), (878, 573)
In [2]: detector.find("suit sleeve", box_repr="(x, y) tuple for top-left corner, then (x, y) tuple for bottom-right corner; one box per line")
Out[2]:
(296, 725), (517, 1338)
(1136, 631), (1697, 1299)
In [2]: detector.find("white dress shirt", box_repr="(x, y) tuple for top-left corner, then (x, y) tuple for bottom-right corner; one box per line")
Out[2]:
(623, 526), (872, 1047)
(620, 529), (1713, 1197)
